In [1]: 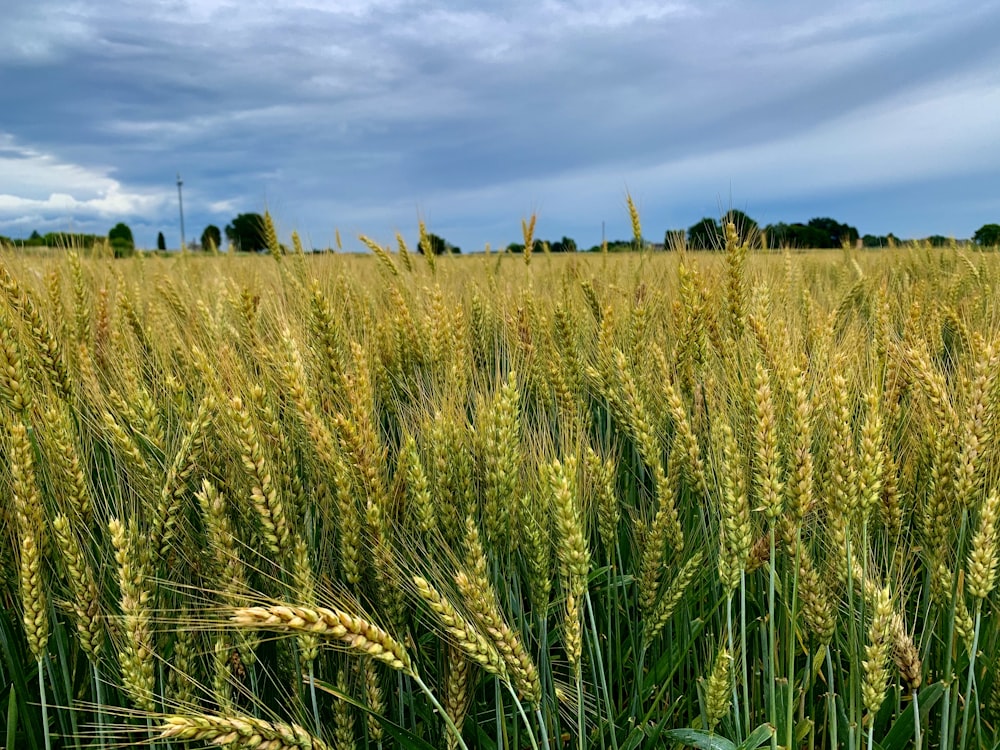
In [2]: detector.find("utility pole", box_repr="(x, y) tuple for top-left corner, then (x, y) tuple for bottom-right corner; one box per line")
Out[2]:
(176, 173), (186, 251)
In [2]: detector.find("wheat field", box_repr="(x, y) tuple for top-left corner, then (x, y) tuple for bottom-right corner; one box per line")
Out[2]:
(1, 222), (999, 750)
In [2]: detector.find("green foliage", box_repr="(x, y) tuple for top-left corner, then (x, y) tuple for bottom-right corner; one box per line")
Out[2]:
(417, 232), (460, 255)
(157, 232), (167, 251)
(225, 213), (267, 252)
(763, 223), (829, 249)
(664, 229), (686, 250)
(508, 237), (576, 253)
(585, 239), (635, 252)
(201, 224), (222, 252)
(110, 238), (134, 257)
(509, 240), (539, 254)
(973, 223), (1000, 246)
(108, 222), (134, 249)
(1, 230), (107, 249)
(724, 210), (759, 244)
(550, 236), (577, 253)
(926, 235), (951, 247)
(664, 723), (774, 750)
(806, 217), (858, 247)
(688, 217), (722, 249)
(862, 233), (898, 248)
(689, 211), (759, 249)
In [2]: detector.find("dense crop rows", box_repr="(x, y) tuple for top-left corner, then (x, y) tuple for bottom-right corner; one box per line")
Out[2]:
(1, 230), (1000, 749)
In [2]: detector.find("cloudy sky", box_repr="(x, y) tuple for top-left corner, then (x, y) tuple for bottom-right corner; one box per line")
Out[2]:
(2, 0), (999, 250)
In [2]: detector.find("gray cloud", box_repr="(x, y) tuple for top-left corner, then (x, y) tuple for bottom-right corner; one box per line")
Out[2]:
(2, 0), (999, 248)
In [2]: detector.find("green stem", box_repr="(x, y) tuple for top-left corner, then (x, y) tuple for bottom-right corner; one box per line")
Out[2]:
(411, 672), (472, 750)
(631, 643), (647, 720)
(846, 534), (857, 750)
(585, 591), (618, 750)
(308, 661), (320, 737)
(496, 678), (505, 750)
(249, 660), (260, 717)
(608, 543), (619, 710)
(93, 662), (107, 750)
(537, 706), (551, 750)
(726, 592), (742, 743)
(398, 672), (406, 729)
(786, 533), (801, 750)
(38, 658), (51, 750)
(826, 646), (838, 750)
(767, 528), (777, 750)
(958, 606), (982, 750)
(913, 689), (922, 750)
(158, 660), (171, 750)
(941, 510), (968, 750)
(740, 568), (750, 735)
(505, 682), (540, 750)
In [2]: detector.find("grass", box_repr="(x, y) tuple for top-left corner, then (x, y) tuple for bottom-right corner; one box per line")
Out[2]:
(0, 232), (999, 749)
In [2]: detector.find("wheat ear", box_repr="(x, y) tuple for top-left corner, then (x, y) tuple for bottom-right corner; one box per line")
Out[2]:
(233, 605), (413, 674)
(159, 714), (330, 749)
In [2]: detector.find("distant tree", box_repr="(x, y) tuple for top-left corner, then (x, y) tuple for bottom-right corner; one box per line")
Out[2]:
(201, 224), (222, 252)
(157, 232), (167, 251)
(23, 233), (40, 246)
(507, 240), (545, 253)
(807, 217), (859, 248)
(417, 233), (460, 255)
(664, 230), (686, 250)
(107, 222), (135, 257)
(973, 224), (1000, 247)
(225, 213), (267, 252)
(39, 232), (102, 248)
(109, 222), (134, 248)
(862, 233), (898, 248)
(584, 240), (634, 252)
(764, 222), (829, 249)
(550, 236), (577, 253)
(722, 210), (760, 246)
(688, 218), (721, 249)
(926, 235), (950, 247)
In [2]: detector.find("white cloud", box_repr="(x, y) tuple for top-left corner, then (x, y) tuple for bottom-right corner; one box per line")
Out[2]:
(3, 0), (998, 249)
(643, 74), (1000, 199)
(208, 198), (239, 214)
(0, 189), (162, 216)
(0, 3), (95, 62)
(324, 70), (1000, 246)
(0, 134), (168, 224)
(540, 0), (695, 29)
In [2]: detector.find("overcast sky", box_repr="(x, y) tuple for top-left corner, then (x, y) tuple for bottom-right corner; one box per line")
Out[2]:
(2, 0), (999, 250)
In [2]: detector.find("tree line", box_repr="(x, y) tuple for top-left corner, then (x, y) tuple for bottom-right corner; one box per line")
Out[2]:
(3, 213), (1000, 254)
(672, 214), (1000, 250)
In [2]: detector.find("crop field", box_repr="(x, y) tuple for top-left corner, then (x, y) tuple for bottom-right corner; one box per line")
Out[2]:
(1, 223), (1000, 750)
